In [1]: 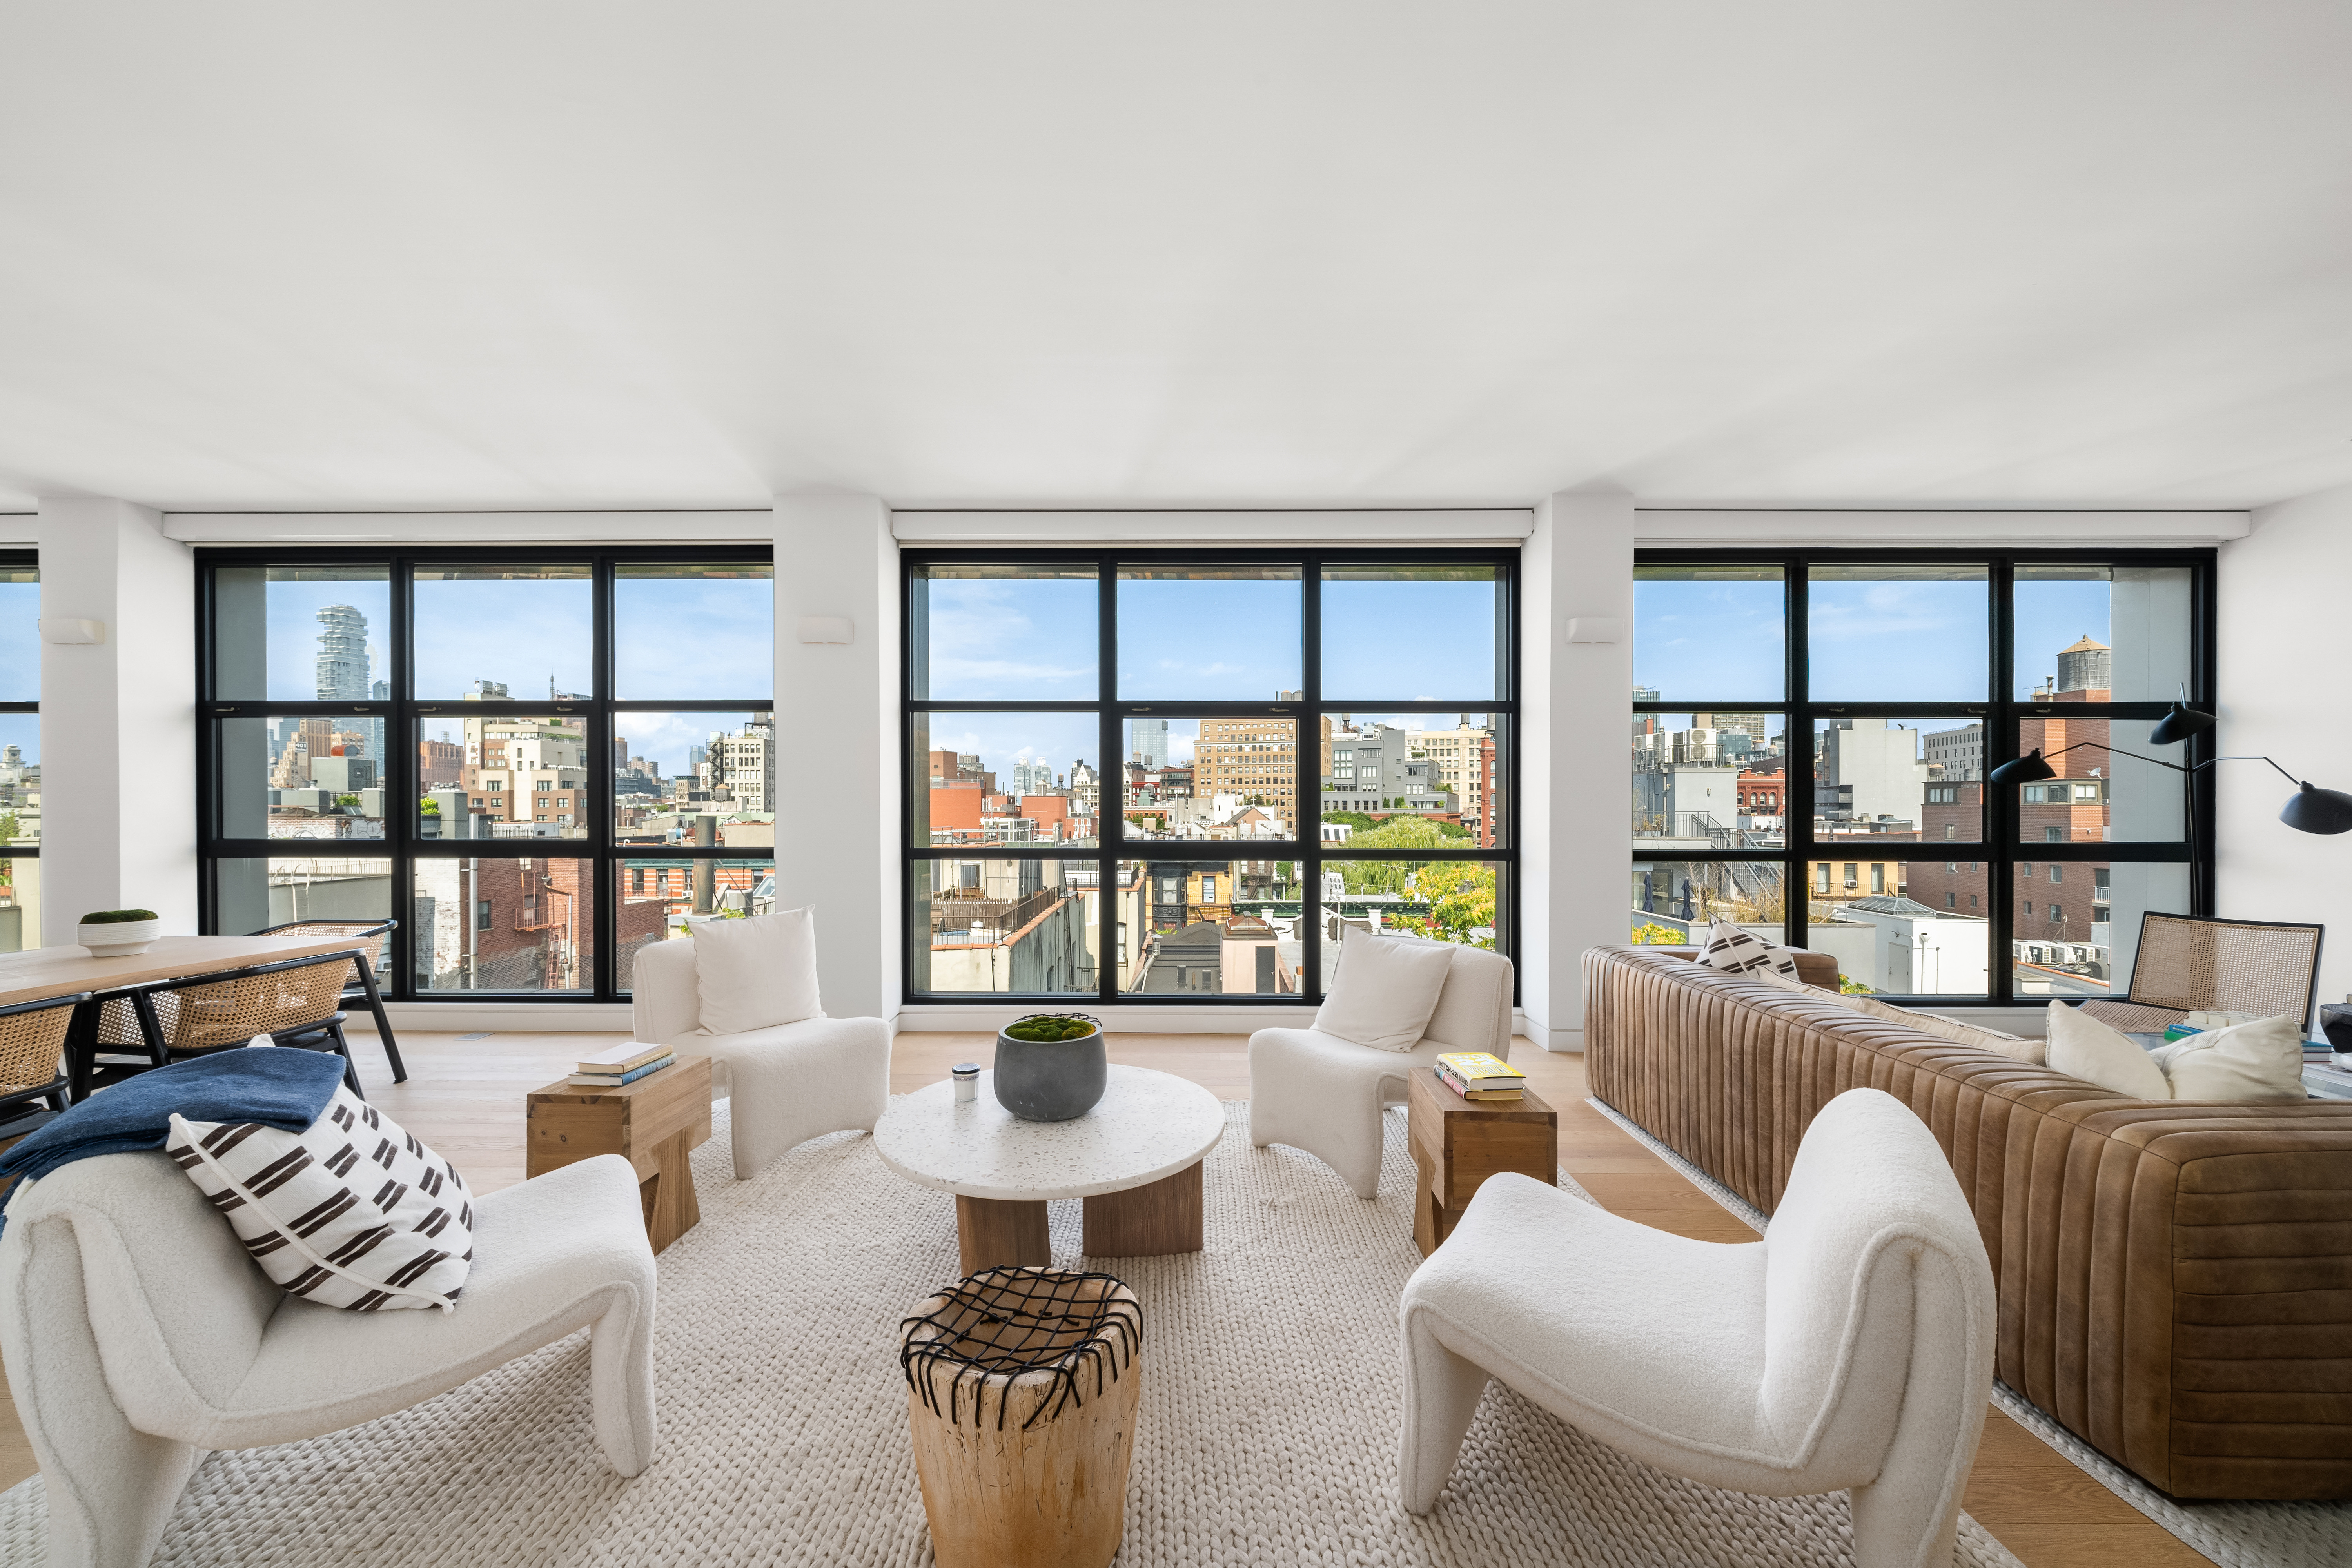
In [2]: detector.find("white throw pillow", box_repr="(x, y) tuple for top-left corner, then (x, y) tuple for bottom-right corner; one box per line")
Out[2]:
(1314, 932), (1457, 1051)
(2045, 1002), (2171, 1099)
(692, 907), (822, 1035)
(2152, 1014), (2306, 1102)
(1697, 918), (1799, 979)
(167, 1086), (474, 1313)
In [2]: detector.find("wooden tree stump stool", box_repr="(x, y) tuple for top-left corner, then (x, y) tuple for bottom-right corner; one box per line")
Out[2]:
(900, 1267), (1143, 1568)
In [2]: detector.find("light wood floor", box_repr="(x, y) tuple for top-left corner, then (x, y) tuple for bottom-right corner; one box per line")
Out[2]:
(0, 1028), (2213, 1568)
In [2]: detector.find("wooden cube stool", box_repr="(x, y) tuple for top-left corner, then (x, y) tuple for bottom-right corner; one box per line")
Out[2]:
(901, 1268), (1143, 1568)
(1407, 1066), (1558, 1256)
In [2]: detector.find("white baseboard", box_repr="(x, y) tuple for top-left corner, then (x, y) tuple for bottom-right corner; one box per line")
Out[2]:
(379, 1002), (634, 1033)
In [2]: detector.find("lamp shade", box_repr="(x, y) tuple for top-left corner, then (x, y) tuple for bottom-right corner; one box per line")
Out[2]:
(1987, 749), (2058, 787)
(2150, 702), (2218, 746)
(2279, 782), (2352, 835)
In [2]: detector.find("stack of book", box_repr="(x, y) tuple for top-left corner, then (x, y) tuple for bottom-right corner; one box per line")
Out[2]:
(569, 1042), (674, 1089)
(1435, 1051), (1527, 1102)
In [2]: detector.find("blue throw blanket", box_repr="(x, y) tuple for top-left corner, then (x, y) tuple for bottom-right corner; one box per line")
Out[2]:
(0, 1049), (346, 1231)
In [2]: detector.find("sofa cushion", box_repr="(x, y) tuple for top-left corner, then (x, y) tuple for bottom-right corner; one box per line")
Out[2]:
(691, 907), (822, 1035)
(2045, 1002), (2171, 1098)
(2151, 1013), (2307, 1102)
(167, 1086), (475, 1312)
(1697, 919), (1799, 979)
(1314, 932), (1455, 1051)
(1840, 991), (2047, 1066)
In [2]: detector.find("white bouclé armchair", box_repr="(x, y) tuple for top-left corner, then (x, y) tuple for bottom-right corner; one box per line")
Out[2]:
(0, 1149), (657, 1568)
(630, 937), (891, 1180)
(1399, 1088), (1997, 1568)
(1248, 933), (1514, 1198)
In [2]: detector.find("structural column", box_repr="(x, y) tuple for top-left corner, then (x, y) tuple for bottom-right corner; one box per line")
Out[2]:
(34, 498), (198, 946)
(771, 493), (900, 1023)
(1518, 491), (1633, 1051)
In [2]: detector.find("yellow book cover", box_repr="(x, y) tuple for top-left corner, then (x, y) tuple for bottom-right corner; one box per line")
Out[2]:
(1436, 1051), (1525, 1084)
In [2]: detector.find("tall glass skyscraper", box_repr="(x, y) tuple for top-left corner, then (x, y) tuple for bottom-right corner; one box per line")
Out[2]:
(1132, 717), (1170, 769)
(315, 604), (382, 766)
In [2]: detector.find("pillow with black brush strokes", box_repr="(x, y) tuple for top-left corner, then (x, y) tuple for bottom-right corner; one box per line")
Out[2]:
(1697, 917), (1800, 979)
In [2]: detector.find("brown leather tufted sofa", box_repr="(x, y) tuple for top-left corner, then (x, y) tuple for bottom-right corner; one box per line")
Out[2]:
(1583, 944), (2352, 1501)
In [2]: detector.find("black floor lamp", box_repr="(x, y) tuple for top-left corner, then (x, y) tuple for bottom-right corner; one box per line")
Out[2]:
(1987, 691), (2352, 909)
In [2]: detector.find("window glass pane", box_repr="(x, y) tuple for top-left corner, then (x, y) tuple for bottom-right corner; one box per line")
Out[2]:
(1318, 712), (1500, 844)
(615, 859), (775, 990)
(2013, 717), (2185, 841)
(613, 712), (773, 844)
(914, 712), (1101, 848)
(1808, 565), (1987, 701)
(911, 564), (1098, 702)
(909, 858), (1098, 995)
(1806, 857), (1988, 996)
(1119, 717), (1294, 844)
(2014, 565), (2192, 703)
(0, 714), (35, 845)
(419, 709), (591, 841)
(614, 563), (773, 700)
(1114, 855), (1302, 995)
(411, 857), (596, 993)
(1115, 566), (1301, 700)
(218, 717), (387, 841)
(2012, 861), (2189, 1003)
(0, 566), (38, 702)
(1633, 712), (1788, 849)
(1629, 860), (1786, 944)
(1316, 861), (1503, 991)
(1633, 565), (1784, 703)
(211, 858), (394, 972)
(412, 564), (592, 699)
(210, 565), (390, 702)
(1320, 565), (1499, 702)
(1811, 717), (1978, 842)
(0, 853), (40, 952)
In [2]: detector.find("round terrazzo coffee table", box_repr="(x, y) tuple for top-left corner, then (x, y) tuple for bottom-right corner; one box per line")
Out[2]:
(874, 1064), (1225, 1275)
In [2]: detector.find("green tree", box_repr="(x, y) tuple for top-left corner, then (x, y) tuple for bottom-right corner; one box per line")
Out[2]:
(1408, 864), (1497, 948)
(418, 798), (441, 817)
(1631, 922), (1683, 944)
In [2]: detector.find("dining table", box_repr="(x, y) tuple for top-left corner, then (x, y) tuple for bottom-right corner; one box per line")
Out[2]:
(0, 933), (381, 1103)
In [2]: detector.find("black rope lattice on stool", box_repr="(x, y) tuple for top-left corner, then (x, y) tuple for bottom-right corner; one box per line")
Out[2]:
(900, 1267), (1142, 1432)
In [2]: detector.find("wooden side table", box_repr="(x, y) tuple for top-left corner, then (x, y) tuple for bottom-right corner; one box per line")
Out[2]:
(527, 1055), (713, 1253)
(1407, 1067), (1557, 1258)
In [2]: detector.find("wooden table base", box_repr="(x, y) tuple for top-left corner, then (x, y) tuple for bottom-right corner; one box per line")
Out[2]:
(956, 1195), (1052, 1275)
(951, 1160), (1207, 1275)
(1083, 1161), (1203, 1257)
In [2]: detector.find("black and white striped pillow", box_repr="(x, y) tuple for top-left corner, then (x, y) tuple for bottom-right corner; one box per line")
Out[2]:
(166, 1086), (474, 1313)
(1697, 918), (1800, 979)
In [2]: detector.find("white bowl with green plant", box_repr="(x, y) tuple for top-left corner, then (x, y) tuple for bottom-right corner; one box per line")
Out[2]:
(77, 909), (163, 957)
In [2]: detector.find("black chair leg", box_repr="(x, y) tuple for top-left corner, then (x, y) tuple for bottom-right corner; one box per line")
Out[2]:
(329, 1020), (363, 1100)
(130, 993), (171, 1070)
(65, 1000), (99, 1102)
(354, 957), (407, 1084)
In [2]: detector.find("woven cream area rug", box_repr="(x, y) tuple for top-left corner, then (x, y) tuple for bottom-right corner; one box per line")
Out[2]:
(0, 1102), (2024, 1568)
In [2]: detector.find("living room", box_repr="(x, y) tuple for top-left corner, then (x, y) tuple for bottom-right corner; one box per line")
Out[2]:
(0, 6), (2347, 1568)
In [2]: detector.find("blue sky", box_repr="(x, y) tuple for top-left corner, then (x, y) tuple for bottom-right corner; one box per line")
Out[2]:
(250, 574), (393, 701)
(1321, 577), (1497, 701)
(414, 572), (595, 697)
(1635, 572), (2136, 704)
(920, 573), (1099, 700)
(1117, 575), (1302, 701)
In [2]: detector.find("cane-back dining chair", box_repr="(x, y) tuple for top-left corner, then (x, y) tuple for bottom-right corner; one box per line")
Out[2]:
(0, 992), (91, 1138)
(256, 917), (406, 1082)
(2076, 913), (2325, 1034)
(75, 952), (365, 1100)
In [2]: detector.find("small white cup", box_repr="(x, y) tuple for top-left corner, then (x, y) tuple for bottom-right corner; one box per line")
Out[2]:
(951, 1063), (980, 1102)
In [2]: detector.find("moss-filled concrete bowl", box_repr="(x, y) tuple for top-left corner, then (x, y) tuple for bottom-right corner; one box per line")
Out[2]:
(992, 1014), (1106, 1122)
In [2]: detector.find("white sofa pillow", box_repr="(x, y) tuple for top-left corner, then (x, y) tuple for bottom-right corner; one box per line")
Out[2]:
(691, 907), (822, 1035)
(2152, 1014), (2306, 1102)
(167, 1086), (474, 1313)
(1697, 918), (1799, 978)
(1314, 932), (1456, 1051)
(2045, 1002), (2171, 1099)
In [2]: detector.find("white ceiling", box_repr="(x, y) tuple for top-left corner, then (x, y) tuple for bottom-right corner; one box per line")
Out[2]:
(2, 3), (2348, 514)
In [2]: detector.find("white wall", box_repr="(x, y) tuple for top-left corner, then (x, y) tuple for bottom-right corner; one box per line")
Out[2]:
(2216, 481), (2352, 1007)
(772, 494), (901, 1024)
(1519, 492), (1634, 1050)
(35, 499), (198, 943)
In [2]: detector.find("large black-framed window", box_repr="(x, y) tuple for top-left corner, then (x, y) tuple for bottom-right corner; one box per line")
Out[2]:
(0, 552), (38, 954)
(1632, 548), (2215, 1008)
(903, 548), (1515, 1007)
(195, 547), (774, 1001)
